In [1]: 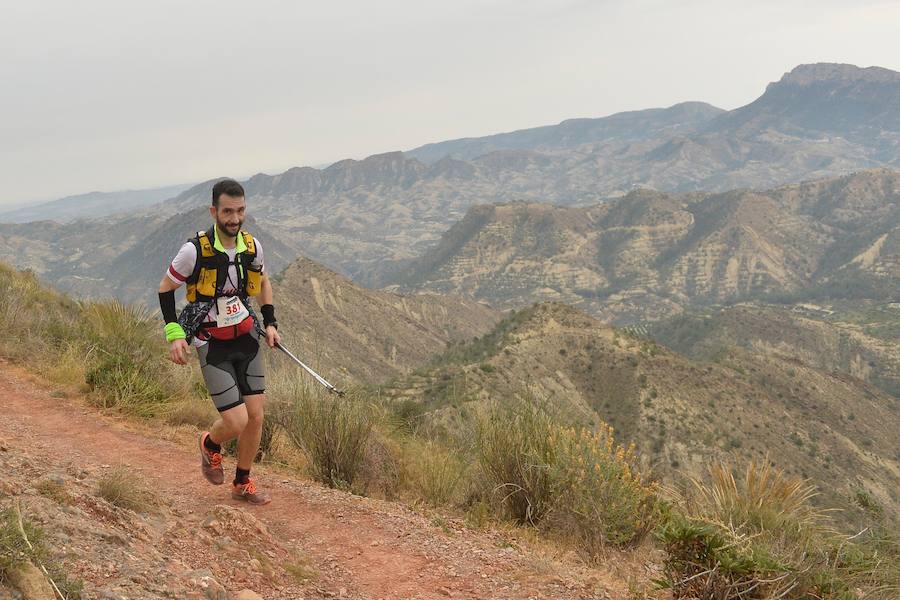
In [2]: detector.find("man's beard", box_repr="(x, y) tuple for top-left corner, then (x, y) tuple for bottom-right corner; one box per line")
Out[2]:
(216, 218), (243, 239)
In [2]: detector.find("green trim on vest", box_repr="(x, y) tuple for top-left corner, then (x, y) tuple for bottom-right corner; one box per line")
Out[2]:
(213, 224), (247, 253)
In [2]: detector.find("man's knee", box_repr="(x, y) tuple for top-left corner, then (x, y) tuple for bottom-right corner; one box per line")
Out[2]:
(220, 405), (249, 433)
(244, 394), (265, 426)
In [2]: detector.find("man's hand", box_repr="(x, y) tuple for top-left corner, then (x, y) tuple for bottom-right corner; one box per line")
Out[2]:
(169, 339), (190, 365)
(265, 325), (282, 349)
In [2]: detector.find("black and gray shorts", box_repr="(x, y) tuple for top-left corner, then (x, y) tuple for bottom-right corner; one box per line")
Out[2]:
(197, 328), (266, 412)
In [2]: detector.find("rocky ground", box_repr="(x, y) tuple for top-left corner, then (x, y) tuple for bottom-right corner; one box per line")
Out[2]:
(0, 360), (654, 599)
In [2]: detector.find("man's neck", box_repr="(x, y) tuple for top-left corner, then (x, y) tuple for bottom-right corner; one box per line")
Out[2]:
(214, 224), (237, 249)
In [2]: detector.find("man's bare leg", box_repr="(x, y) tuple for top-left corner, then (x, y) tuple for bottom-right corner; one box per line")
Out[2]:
(236, 393), (265, 470)
(230, 393), (271, 505)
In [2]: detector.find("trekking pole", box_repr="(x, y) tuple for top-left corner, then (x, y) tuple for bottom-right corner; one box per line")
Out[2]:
(275, 341), (345, 397)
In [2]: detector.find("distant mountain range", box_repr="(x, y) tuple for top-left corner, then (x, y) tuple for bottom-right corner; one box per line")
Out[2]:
(7, 63), (900, 321)
(406, 101), (726, 163)
(408, 63), (900, 170)
(3, 183), (193, 223)
(155, 63), (900, 284)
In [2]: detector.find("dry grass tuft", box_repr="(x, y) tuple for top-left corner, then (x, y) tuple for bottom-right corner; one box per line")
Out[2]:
(35, 479), (71, 505)
(659, 458), (898, 600)
(97, 467), (157, 513)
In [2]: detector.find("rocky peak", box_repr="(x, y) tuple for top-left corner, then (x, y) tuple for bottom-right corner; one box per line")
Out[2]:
(776, 63), (900, 87)
(711, 63), (900, 136)
(322, 151), (427, 190)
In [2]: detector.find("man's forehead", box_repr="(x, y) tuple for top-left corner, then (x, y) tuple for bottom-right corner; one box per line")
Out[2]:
(218, 194), (245, 209)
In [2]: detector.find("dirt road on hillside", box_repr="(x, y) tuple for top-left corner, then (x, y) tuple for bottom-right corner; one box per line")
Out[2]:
(0, 361), (631, 600)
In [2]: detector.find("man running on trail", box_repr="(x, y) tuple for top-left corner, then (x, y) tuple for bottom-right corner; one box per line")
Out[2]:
(158, 179), (281, 506)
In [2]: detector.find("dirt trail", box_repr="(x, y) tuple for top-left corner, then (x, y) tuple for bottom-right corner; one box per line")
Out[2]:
(0, 362), (629, 600)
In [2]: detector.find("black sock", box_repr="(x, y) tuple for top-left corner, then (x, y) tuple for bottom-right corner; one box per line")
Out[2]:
(204, 434), (222, 454)
(234, 467), (251, 485)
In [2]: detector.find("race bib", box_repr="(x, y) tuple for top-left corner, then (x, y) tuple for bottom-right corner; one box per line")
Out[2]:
(216, 296), (250, 328)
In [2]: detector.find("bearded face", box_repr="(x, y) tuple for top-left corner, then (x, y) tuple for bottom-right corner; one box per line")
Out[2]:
(211, 194), (245, 239)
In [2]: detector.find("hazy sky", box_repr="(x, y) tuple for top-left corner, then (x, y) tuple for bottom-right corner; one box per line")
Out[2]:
(2, 0), (899, 205)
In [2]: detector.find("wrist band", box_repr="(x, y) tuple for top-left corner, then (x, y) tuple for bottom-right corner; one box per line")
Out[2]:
(165, 322), (187, 343)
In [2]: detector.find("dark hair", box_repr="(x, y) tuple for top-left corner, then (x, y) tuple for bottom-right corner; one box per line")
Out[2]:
(211, 179), (245, 206)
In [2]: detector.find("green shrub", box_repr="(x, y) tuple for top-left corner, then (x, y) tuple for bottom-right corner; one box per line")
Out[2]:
(658, 460), (897, 600)
(86, 353), (169, 416)
(547, 423), (657, 554)
(0, 267), (194, 417)
(277, 376), (374, 490)
(81, 301), (175, 416)
(475, 399), (657, 557)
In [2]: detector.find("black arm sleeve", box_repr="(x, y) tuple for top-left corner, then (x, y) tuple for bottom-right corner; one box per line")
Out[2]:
(159, 290), (178, 324)
(260, 304), (277, 328)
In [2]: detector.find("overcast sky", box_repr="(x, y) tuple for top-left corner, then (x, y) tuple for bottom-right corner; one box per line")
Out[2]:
(2, 0), (899, 206)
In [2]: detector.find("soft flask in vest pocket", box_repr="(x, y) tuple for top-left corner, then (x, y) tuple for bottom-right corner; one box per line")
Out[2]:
(245, 265), (262, 296)
(196, 267), (218, 298)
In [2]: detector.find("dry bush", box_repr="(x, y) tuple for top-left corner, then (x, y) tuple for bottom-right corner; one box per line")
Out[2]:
(401, 438), (467, 507)
(97, 467), (157, 513)
(275, 372), (376, 491)
(0, 503), (84, 597)
(35, 479), (71, 505)
(165, 397), (219, 429)
(474, 400), (560, 525)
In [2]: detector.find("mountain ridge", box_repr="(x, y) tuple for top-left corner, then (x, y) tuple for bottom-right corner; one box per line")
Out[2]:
(388, 169), (900, 323)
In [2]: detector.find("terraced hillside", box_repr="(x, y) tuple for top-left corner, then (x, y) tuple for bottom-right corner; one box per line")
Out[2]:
(391, 169), (900, 323)
(650, 302), (900, 397)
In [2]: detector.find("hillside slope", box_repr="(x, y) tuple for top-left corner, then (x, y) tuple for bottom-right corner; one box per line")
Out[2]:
(381, 303), (900, 527)
(273, 258), (502, 384)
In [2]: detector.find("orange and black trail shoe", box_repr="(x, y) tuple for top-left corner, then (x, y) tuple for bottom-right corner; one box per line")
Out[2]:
(199, 432), (225, 485)
(232, 478), (271, 505)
